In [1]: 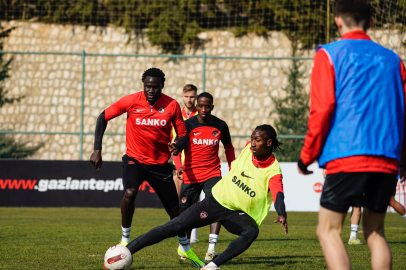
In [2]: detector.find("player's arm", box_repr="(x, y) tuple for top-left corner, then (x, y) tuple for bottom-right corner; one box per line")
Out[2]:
(220, 122), (235, 170)
(399, 58), (406, 181)
(169, 102), (188, 155)
(90, 111), (108, 169)
(269, 174), (288, 235)
(90, 96), (131, 169)
(298, 49), (336, 175)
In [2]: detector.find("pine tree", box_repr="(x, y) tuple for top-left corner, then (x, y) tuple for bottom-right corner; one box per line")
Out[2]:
(270, 41), (309, 162)
(0, 25), (44, 159)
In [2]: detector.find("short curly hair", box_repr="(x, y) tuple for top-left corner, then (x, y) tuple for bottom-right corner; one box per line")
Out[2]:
(254, 124), (282, 152)
(142, 67), (166, 86)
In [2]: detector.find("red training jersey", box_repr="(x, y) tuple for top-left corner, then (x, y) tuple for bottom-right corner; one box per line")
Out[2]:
(178, 115), (235, 184)
(300, 30), (406, 175)
(105, 91), (187, 165)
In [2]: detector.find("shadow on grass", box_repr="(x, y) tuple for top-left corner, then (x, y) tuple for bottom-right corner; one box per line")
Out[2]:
(254, 238), (301, 242)
(225, 255), (324, 266)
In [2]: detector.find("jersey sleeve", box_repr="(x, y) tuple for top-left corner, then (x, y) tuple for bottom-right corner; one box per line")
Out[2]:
(300, 49), (336, 166)
(220, 122), (235, 169)
(104, 95), (133, 122)
(268, 174), (283, 203)
(399, 58), (406, 168)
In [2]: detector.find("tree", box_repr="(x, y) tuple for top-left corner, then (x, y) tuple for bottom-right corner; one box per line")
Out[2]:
(270, 43), (309, 162)
(0, 25), (44, 159)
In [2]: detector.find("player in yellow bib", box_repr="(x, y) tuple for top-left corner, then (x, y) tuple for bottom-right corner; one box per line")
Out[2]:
(125, 124), (288, 270)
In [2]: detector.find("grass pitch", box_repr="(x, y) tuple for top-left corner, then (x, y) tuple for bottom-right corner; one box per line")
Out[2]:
(0, 208), (405, 269)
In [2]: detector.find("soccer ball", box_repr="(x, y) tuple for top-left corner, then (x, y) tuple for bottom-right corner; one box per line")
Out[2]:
(104, 245), (133, 270)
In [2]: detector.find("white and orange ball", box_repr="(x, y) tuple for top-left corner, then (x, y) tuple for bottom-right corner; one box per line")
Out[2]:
(104, 245), (132, 270)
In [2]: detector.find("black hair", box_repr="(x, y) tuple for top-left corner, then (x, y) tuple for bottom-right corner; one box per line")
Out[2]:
(255, 124), (282, 152)
(141, 67), (166, 86)
(336, 0), (372, 30)
(197, 92), (214, 104)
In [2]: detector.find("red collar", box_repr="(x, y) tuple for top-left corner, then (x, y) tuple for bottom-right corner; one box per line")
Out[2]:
(182, 107), (198, 119)
(341, 30), (371, 40)
(252, 153), (275, 168)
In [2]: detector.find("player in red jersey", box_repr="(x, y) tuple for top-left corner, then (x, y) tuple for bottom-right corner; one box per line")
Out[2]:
(90, 68), (205, 267)
(173, 92), (236, 262)
(172, 84), (199, 197)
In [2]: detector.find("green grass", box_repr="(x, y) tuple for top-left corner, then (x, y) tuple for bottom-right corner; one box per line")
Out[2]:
(0, 208), (405, 269)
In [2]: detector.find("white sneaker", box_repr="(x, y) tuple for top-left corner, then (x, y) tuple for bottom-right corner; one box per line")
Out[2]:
(348, 236), (362, 245)
(190, 237), (199, 244)
(201, 265), (220, 270)
(205, 250), (220, 262)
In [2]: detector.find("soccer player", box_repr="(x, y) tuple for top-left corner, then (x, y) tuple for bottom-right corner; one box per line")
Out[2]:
(125, 125), (287, 270)
(90, 67), (205, 267)
(172, 84), (199, 198)
(174, 92), (235, 262)
(298, 1), (406, 269)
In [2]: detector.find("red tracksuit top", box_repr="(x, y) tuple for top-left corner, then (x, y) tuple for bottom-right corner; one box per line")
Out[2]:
(105, 91), (187, 165)
(301, 31), (406, 174)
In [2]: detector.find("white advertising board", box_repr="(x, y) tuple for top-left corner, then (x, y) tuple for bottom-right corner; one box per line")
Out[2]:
(220, 162), (406, 212)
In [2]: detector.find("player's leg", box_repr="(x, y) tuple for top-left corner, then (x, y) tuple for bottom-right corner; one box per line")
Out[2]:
(363, 173), (397, 270)
(207, 210), (259, 268)
(120, 156), (148, 245)
(178, 182), (203, 259)
(126, 197), (224, 267)
(317, 172), (368, 270)
(389, 196), (406, 217)
(348, 206), (362, 245)
(202, 176), (222, 261)
(146, 163), (193, 255)
(317, 206), (349, 270)
(389, 183), (406, 219)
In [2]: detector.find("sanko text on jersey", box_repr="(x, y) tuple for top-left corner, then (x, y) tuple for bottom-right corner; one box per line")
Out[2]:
(192, 138), (219, 146)
(135, 118), (168, 126)
(231, 175), (256, 197)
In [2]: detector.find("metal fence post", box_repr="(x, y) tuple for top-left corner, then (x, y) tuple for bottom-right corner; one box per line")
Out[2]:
(80, 50), (85, 160)
(202, 53), (206, 92)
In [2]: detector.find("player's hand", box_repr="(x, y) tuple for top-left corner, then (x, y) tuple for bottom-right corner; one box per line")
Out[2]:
(322, 169), (327, 179)
(90, 150), (103, 170)
(400, 166), (406, 183)
(298, 167), (313, 175)
(274, 216), (288, 235)
(168, 143), (179, 156)
(177, 167), (184, 180)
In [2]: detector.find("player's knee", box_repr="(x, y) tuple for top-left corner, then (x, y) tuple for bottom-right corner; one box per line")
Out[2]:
(124, 188), (137, 201)
(243, 226), (259, 242)
(168, 206), (180, 220)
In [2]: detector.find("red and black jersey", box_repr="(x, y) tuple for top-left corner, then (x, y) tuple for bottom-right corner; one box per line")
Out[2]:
(104, 91), (186, 166)
(177, 115), (235, 184)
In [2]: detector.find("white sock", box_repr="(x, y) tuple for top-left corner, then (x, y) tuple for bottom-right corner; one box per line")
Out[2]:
(208, 234), (219, 252)
(403, 214), (406, 220)
(178, 235), (190, 252)
(206, 262), (218, 268)
(350, 224), (359, 238)
(121, 226), (131, 242)
(191, 228), (198, 240)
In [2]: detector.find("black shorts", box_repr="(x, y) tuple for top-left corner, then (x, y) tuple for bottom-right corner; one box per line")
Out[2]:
(122, 154), (179, 218)
(179, 177), (222, 210)
(174, 196), (258, 236)
(320, 172), (397, 213)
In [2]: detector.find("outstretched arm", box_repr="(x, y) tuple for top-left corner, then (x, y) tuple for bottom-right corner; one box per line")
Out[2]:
(269, 174), (288, 234)
(90, 111), (107, 170)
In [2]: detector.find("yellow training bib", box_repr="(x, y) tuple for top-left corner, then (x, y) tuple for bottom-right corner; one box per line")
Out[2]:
(212, 144), (282, 226)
